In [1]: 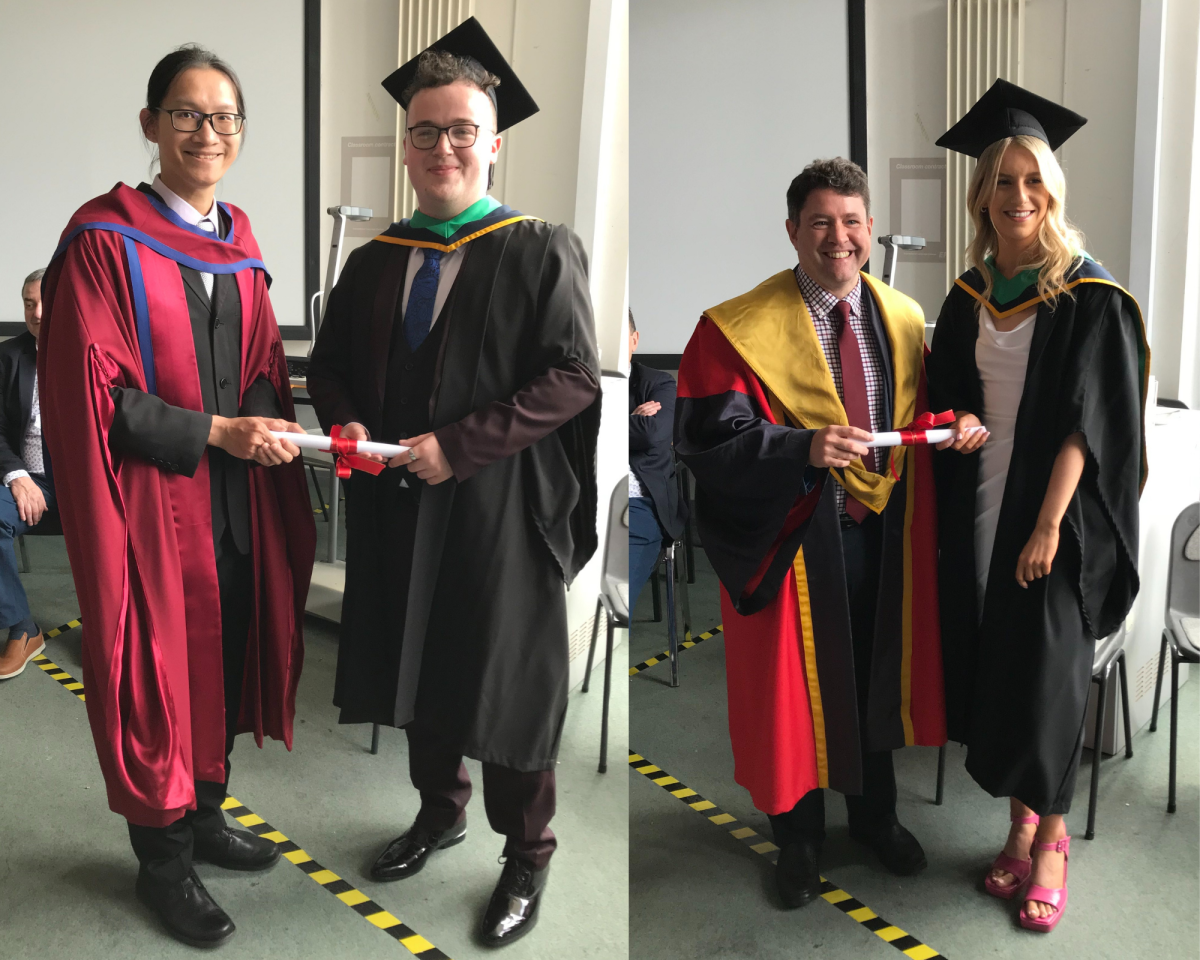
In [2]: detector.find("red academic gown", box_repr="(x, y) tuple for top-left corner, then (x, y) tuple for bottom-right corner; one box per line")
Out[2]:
(674, 272), (946, 815)
(39, 184), (315, 827)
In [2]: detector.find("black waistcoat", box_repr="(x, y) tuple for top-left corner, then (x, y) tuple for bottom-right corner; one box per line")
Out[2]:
(380, 311), (447, 498)
(178, 262), (250, 553)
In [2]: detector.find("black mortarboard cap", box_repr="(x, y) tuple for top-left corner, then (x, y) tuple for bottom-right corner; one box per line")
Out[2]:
(381, 16), (539, 132)
(936, 78), (1087, 158)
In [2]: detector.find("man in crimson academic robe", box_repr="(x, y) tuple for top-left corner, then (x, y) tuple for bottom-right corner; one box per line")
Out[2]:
(306, 18), (600, 947)
(674, 158), (946, 908)
(39, 48), (315, 947)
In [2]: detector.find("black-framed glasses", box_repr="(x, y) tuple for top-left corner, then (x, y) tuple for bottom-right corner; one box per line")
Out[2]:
(406, 123), (485, 150)
(160, 108), (245, 135)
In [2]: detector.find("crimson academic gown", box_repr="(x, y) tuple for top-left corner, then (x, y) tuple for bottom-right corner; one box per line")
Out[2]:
(39, 184), (316, 827)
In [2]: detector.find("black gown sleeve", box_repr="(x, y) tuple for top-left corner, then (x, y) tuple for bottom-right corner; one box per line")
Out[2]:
(1063, 284), (1146, 637)
(435, 360), (599, 482)
(108, 375), (281, 476)
(673, 317), (820, 606)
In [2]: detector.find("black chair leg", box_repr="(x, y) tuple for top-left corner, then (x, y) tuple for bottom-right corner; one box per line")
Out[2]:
(935, 744), (946, 805)
(582, 597), (603, 694)
(1150, 631), (1168, 732)
(599, 617), (614, 773)
(665, 549), (679, 688)
(1118, 651), (1134, 759)
(1086, 670), (1108, 840)
(651, 569), (662, 622)
(308, 465), (330, 523)
(683, 470), (696, 585)
(371, 723), (380, 755)
(1169, 648), (1179, 814)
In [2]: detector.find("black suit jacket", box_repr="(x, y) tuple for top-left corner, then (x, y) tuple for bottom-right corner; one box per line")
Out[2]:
(107, 185), (281, 552)
(630, 360), (687, 541)
(0, 331), (52, 483)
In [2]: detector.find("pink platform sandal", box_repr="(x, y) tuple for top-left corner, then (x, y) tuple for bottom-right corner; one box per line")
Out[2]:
(983, 815), (1039, 899)
(1019, 836), (1070, 932)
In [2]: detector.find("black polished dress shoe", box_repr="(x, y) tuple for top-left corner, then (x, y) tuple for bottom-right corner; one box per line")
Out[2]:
(370, 819), (467, 882)
(136, 867), (236, 947)
(848, 817), (928, 875)
(193, 826), (282, 871)
(775, 839), (823, 908)
(481, 858), (548, 947)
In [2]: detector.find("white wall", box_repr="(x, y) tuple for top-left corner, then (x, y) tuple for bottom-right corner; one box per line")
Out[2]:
(865, 0), (947, 324)
(630, 0), (851, 355)
(1148, 0), (1200, 406)
(319, 0), (403, 273)
(1024, 0), (1140, 288)
(0, 0), (305, 327)
(866, 0), (1142, 327)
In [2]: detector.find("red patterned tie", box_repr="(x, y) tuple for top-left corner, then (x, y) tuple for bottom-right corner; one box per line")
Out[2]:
(833, 300), (874, 522)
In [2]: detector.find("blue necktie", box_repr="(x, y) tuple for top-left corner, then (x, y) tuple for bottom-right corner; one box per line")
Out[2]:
(404, 249), (443, 351)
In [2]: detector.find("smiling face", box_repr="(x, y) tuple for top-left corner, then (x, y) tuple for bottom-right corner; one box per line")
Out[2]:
(140, 67), (242, 210)
(985, 143), (1049, 257)
(403, 81), (501, 220)
(21, 280), (41, 339)
(786, 189), (872, 298)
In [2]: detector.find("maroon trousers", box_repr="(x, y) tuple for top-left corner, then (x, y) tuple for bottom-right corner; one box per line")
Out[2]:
(406, 727), (557, 870)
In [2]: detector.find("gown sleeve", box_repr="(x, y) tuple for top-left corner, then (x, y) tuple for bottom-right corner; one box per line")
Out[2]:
(435, 360), (598, 482)
(674, 315), (821, 608)
(1061, 282), (1146, 637)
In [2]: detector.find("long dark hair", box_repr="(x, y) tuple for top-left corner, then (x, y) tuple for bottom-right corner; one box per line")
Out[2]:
(143, 45), (247, 170)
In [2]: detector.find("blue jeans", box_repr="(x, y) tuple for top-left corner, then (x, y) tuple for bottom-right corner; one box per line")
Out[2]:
(0, 474), (56, 630)
(629, 496), (666, 612)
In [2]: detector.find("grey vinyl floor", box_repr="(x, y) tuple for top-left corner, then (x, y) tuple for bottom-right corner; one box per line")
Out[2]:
(0, 510), (627, 960)
(629, 548), (1200, 960)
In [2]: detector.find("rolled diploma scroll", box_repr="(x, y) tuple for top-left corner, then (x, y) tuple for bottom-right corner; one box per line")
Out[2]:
(269, 431), (411, 459)
(864, 425), (986, 448)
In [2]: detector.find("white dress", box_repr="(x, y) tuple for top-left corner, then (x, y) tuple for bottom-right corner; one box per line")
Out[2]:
(974, 308), (1037, 611)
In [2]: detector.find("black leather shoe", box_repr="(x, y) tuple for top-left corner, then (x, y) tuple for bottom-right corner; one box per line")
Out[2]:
(848, 818), (927, 875)
(193, 827), (282, 872)
(775, 839), (823, 908)
(370, 819), (467, 882)
(481, 858), (548, 947)
(136, 867), (236, 947)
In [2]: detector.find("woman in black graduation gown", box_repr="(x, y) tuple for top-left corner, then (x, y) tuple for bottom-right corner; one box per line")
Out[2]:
(927, 80), (1147, 933)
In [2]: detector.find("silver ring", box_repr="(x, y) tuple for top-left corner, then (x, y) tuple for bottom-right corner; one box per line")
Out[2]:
(408, 450), (418, 462)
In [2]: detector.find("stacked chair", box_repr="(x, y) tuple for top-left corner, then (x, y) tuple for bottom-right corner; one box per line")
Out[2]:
(583, 477), (630, 773)
(1149, 502), (1200, 813)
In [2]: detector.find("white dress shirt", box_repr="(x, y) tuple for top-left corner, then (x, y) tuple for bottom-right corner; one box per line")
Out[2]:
(152, 175), (221, 296)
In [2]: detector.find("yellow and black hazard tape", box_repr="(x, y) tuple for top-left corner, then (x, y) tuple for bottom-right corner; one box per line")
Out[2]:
(628, 751), (947, 960)
(629, 624), (723, 677)
(219, 797), (450, 958)
(45, 617), (82, 640)
(32, 617), (86, 699)
(30, 622), (452, 959)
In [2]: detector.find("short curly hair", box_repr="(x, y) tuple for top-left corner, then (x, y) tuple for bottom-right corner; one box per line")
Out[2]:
(786, 157), (871, 222)
(403, 50), (500, 125)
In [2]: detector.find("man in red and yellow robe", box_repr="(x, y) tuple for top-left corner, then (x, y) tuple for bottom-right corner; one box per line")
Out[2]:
(674, 163), (945, 907)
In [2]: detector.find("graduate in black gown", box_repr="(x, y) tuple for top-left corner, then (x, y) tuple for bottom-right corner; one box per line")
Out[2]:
(927, 80), (1148, 933)
(306, 19), (600, 946)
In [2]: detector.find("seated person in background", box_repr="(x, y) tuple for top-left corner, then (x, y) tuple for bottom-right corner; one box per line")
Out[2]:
(628, 310), (686, 607)
(0, 269), (57, 680)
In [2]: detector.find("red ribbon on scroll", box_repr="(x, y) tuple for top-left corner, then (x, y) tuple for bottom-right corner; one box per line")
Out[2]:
(328, 424), (387, 480)
(886, 409), (957, 480)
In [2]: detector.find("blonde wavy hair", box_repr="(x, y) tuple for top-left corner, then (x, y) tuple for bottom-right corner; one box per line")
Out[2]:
(966, 134), (1085, 309)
